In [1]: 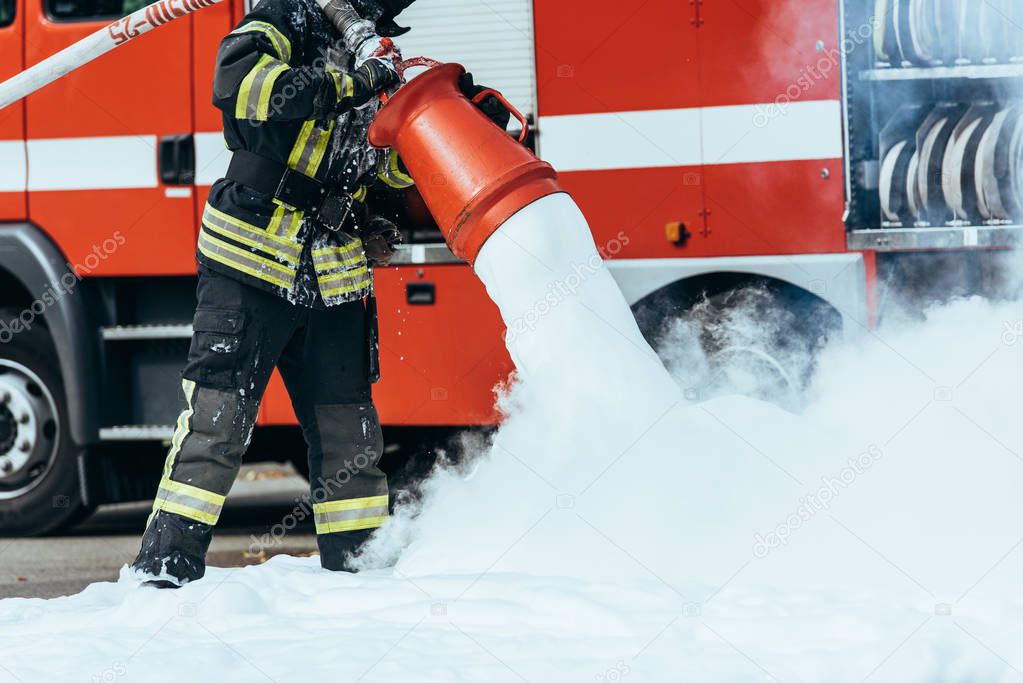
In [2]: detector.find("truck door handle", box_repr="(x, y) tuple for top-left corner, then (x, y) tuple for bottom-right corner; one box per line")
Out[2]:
(158, 134), (195, 186)
(406, 282), (436, 305)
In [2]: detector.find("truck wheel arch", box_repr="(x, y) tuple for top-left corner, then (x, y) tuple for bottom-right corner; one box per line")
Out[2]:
(629, 271), (845, 347)
(0, 224), (102, 446)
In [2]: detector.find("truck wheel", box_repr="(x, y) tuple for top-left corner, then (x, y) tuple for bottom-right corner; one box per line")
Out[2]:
(636, 282), (842, 411)
(0, 313), (84, 536)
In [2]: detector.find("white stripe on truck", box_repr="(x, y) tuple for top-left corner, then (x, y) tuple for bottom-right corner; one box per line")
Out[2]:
(9, 100), (841, 193)
(0, 140), (26, 192)
(539, 100), (843, 172)
(27, 135), (158, 191)
(194, 131), (232, 187)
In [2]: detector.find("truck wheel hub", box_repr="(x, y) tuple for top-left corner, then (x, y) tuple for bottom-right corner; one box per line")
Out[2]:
(0, 404), (15, 455)
(0, 360), (60, 498)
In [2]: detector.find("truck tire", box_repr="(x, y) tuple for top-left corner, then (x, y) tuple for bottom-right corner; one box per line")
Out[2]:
(636, 281), (842, 412)
(0, 310), (85, 535)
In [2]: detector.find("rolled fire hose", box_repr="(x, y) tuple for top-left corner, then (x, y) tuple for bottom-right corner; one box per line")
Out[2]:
(0, 0), (385, 112)
(0, 0), (223, 111)
(942, 105), (996, 221)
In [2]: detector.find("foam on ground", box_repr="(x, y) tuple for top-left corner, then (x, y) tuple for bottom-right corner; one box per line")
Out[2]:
(1, 195), (1021, 681)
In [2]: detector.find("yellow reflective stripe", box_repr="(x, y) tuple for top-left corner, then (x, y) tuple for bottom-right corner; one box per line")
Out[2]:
(312, 242), (362, 258)
(377, 150), (414, 189)
(160, 479), (226, 507)
(320, 278), (373, 299)
(315, 516), (388, 535)
(153, 478), (225, 525)
(267, 204), (304, 239)
(353, 185), (367, 202)
(288, 121), (315, 169)
(389, 150), (414, 185)
(201, 218), (301, 266)
(330, 71), (342, 100)
(306, 125), (332, 177)
(314, 495), (389, 514)
(317, 266), (370, 284)
(313, 495), (389, 534)
(256, 62), (290, 120)
(155, 500), (220, 526)
(204, 204), (303, 256)
(314, 255), (365, 270)
(328, 71), (353, 103)
(199, 229), (295, 280)
(164, 379), (196, 480)
(231, 20), (292, 61)
(198, 231), (296, 289)
(148, 379), (197, 529)
(286, 121), (333, 178)
(236, 54), (274, 119)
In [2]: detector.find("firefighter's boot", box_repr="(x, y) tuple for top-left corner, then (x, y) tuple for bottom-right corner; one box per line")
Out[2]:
(131, 510), (215, 588)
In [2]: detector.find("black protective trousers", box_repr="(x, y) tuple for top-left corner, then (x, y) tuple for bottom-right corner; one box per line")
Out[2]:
(137, 266), (388, 577)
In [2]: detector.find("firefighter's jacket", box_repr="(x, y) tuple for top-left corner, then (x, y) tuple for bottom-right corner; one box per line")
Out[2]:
(200, 0), (413, 307)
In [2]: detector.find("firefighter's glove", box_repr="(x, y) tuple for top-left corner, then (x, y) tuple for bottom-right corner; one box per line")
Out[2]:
(352, 58), (400, 107)
(459, 72), (512, 132)
(362, 216), (403, 266)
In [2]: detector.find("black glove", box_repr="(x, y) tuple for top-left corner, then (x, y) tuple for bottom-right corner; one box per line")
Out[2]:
(459, 72), (512, 132)
(352, 58), (400, 107)
(351, 0), (416, 37)
(362, 216), (403, 266)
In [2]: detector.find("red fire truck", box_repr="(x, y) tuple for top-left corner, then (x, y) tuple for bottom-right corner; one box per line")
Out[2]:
(0, 0), (1019, 533)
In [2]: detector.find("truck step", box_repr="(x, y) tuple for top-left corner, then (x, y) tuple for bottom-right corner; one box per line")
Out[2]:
(99, 425), (176, 442)
(101, 324), (193, 341)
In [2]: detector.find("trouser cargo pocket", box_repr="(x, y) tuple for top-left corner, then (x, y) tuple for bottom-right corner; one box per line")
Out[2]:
(185, 307), (246, 389)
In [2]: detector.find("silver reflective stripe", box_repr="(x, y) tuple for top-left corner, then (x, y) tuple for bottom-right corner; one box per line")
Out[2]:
(312, 244), (364, 266)
(155, 487), (223, 519)
(314, 505), (389, 527)
(202, 207), (302, 262)
(198, 231), (297, 289)
(244, 61), (278, 119)
(295, 133), (319, 175)
(273, 208), (302, 238)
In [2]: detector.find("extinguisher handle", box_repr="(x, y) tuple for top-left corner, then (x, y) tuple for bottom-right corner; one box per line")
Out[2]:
(379, 56), (446, 105)
(472, 88), (529, 144)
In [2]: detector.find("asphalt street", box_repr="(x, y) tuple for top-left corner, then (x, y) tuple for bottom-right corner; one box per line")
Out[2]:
(0, 464), (319, 599)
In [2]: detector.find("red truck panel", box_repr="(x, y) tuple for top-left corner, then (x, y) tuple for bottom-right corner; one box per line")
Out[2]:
(257, 265), (512, 427)
(538, 0), (846, 264)
(372, 265), (512, 426)
(24, 3), (197, 275)
(697, 0), (842, 108)
(533, 0), (698, 116)
(696, 0), (845, 254)
(0, 0), (25, 220)
(192, 0), (234, 236)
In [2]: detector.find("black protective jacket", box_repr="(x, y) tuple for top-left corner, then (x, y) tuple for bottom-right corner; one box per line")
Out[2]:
(199, 0), (413, 307)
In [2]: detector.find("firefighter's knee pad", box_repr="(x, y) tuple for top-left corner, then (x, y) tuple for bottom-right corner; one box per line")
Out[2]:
(313, 402), (385, 490)
(170, 382), (260, 495)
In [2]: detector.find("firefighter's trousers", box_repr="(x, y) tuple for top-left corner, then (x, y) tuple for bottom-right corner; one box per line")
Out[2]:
(145, 266), (388, 571)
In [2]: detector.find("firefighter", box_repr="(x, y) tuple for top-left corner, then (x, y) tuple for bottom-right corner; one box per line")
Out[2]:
(131, 0), (509, 587)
